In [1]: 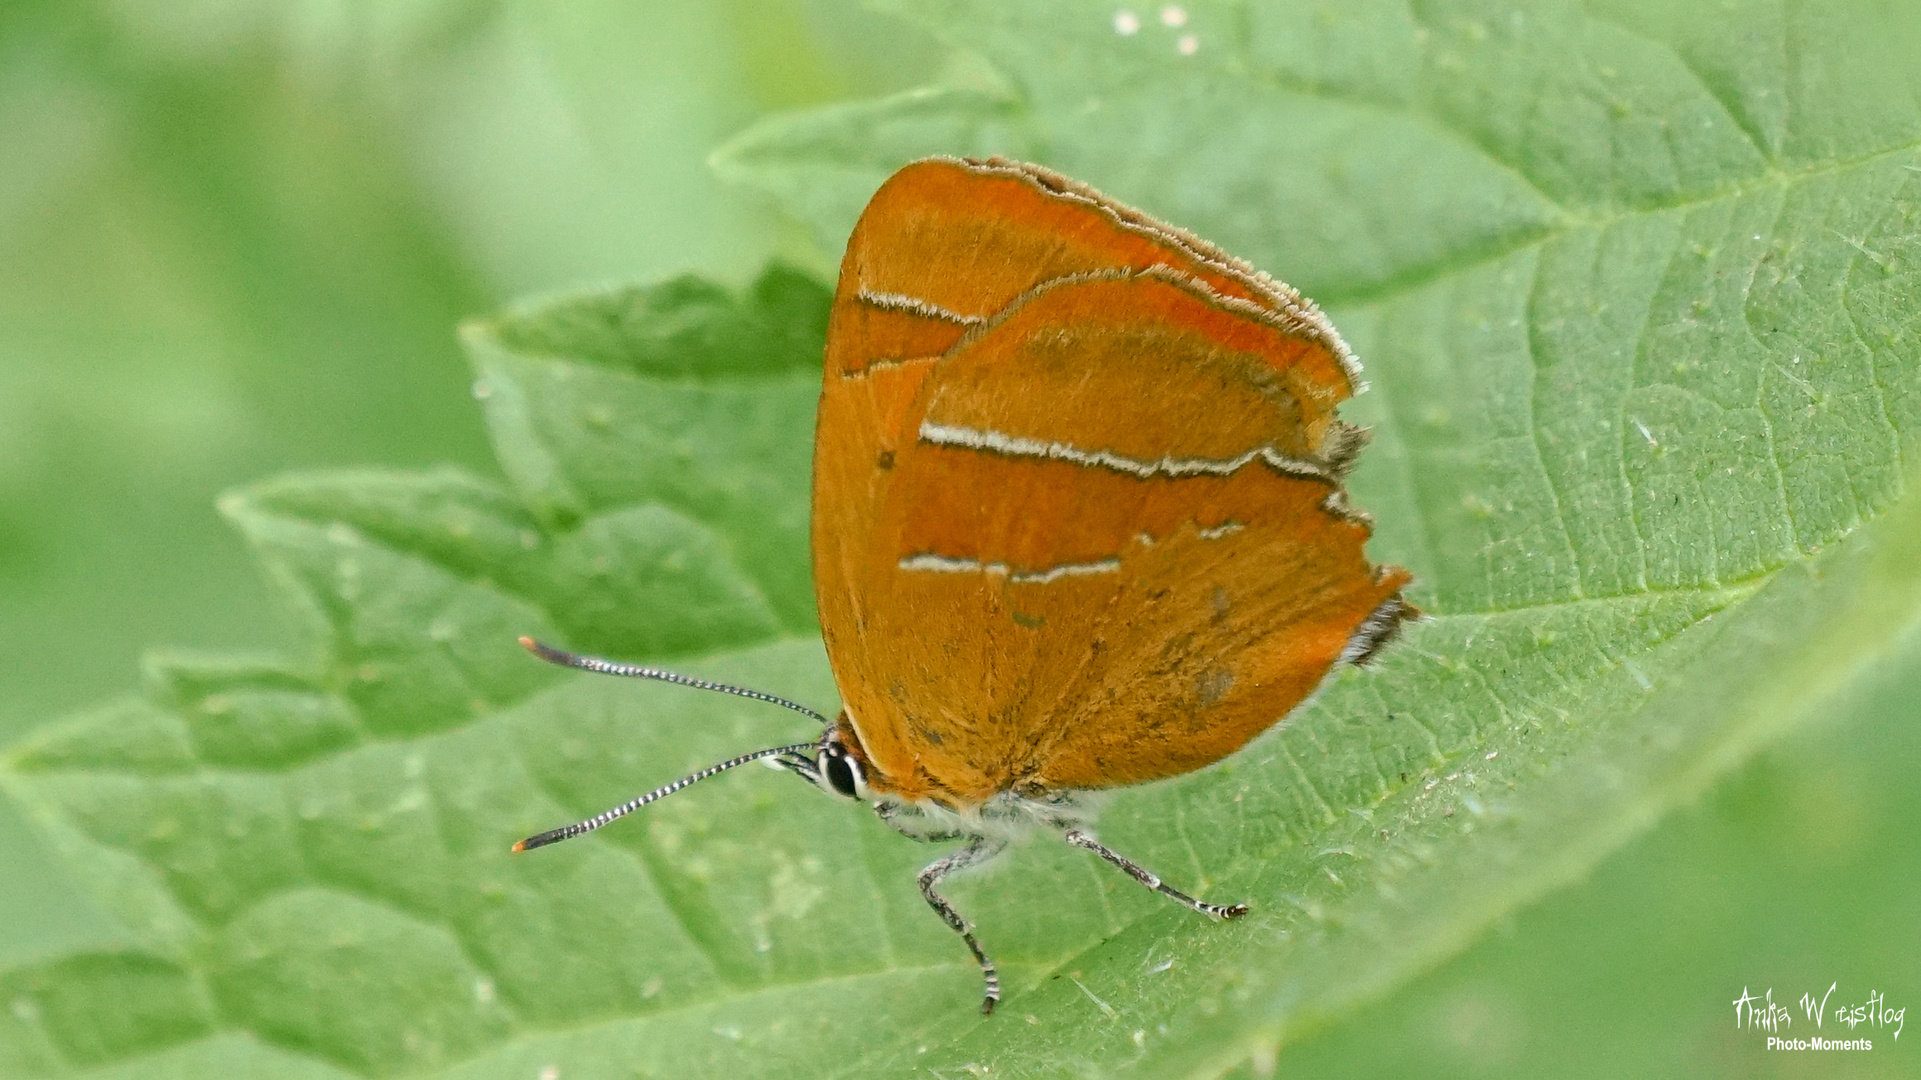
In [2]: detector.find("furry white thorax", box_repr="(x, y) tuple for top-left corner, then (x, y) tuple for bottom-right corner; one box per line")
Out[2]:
(825, 710), (1104, 842)
(873, 786), (1107, 843)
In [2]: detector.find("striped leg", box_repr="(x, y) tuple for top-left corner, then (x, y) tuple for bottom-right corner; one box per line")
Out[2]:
(1063, 829), (1248, 919)
(916, 836), (1009, 1015)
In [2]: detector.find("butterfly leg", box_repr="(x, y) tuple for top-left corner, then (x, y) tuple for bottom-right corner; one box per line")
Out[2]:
(916, 836), (1009, 1015)
(873, 800), (968, 843)
(1062, 829), (1249, 919)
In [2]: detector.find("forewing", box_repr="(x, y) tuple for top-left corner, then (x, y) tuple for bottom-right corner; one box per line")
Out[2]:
(813, 155), (1356, 565)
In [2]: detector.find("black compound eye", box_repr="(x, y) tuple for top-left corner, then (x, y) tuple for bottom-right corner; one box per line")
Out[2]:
(822, 750), (861, 798)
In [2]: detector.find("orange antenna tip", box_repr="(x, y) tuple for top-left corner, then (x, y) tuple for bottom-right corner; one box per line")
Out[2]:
(510, 840), (528, 853)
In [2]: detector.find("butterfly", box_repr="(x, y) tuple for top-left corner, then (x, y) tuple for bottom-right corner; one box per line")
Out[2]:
(514, 157), (1414, 1014)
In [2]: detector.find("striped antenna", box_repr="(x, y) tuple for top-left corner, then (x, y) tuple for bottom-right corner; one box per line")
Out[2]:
(511, 637), (834, 853)
(513, 742), (818, 852)
(518, 637), (831, 724)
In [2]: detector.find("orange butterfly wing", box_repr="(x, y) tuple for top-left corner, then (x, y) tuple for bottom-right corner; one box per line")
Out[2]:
(813, 158), (1410, 805)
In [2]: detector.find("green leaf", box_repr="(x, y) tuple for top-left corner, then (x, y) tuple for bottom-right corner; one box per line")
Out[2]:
(6, 2), (1921, 1078)
(711, 86), (1040, 254)
(463, 264), (829, 635)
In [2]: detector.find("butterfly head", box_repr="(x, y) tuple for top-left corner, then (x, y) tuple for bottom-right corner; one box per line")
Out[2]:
(784, 715), (875, 802)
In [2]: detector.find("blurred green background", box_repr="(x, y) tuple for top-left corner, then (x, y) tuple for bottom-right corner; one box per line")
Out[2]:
(0, 2), (1913, 1077)
(0, 0), (941, 1001)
